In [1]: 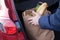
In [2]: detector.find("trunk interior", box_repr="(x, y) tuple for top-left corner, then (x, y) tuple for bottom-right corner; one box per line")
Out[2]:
(14, 0), (60, 40)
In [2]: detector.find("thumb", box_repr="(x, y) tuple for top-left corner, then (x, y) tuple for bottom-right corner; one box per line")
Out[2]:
(32, 11), (37, 15)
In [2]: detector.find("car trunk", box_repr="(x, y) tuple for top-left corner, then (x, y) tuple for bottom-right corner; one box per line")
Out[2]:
(14, 0), (60, 40)
(0, 0), (59, 40)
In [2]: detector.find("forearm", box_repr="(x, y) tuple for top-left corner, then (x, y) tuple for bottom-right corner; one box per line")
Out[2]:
(39, 7), (60, 31)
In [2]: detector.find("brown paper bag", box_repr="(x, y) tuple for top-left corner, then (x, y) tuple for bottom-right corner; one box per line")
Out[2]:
(22, 3), (54, 40)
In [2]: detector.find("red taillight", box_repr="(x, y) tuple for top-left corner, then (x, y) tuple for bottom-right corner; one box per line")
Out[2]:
(0, 19), (17, 34)
(5, 27), (16, 34)
(4, 19), (17, 34)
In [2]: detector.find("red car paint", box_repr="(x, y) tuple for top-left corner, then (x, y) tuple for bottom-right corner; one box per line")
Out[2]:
(0, 0), (26, 40)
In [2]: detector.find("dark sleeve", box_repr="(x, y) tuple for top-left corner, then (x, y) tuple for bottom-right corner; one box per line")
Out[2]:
(39, 2), (60, 31)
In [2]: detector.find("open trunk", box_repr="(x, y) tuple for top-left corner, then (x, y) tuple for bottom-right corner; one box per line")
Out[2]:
(0, 0), (59, 40)
(14, 0), (59, 40)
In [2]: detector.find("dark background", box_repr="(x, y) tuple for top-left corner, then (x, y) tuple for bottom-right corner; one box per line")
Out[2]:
(14, 0), (58, 10)
(14, 0), (59, 40)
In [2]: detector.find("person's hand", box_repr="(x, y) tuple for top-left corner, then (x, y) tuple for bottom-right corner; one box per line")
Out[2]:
(28, 11), (41, 25)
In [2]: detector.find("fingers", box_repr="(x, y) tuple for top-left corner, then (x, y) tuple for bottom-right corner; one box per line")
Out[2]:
(32, 11), (36, 14)
(27, 17), (33, 21)
(32, 10), (38, 15)
(28, 21), (35, 25)
(27, 17), (34, 25)
(28, 21), (33, 24)
(28, 18), (36, 25)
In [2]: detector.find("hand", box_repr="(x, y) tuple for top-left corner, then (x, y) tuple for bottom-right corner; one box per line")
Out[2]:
(28, 11), (41, 25)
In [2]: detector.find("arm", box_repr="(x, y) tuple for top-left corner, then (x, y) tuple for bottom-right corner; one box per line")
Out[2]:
(39, 4), (60, 31)
(28, 1), (60, 31)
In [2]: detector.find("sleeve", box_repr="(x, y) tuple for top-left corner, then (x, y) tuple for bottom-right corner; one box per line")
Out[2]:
(39, 3), (60, 31)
